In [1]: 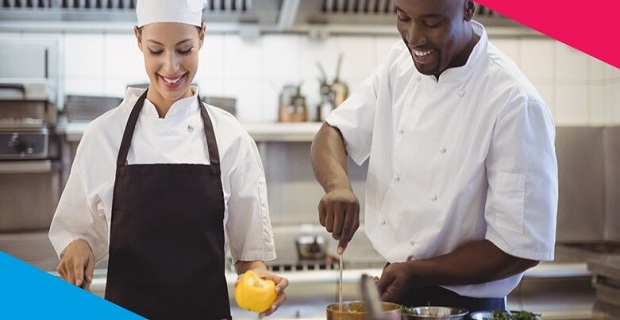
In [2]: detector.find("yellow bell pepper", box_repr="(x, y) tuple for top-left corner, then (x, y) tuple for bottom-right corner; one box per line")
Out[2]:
(234, 270), (277, 313)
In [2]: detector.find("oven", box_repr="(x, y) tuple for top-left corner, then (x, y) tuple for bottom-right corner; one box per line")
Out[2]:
(0, 81), (62, 272)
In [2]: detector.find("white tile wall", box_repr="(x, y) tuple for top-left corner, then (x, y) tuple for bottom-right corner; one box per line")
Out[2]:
(63, 34), (105, 78)
(103, 34), (144, 79)
(607, 82), (620, 124)
(196, 34), (226, 97)
(555, 84), (590, 125)
(3, 28), (619, 125)
(588, 56), (607, 83)
(589, 85), (607, 125)
(519, 38), (554, 82)
(492, 38), (520, 64)
(554, 41), (590, 83)
(606, 63), (620, 82)
(533, 83), (556, 117)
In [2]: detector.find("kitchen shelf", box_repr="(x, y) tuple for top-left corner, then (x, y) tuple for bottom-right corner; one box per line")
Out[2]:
(243, 122), (321, 142)
(62, 121), (322, 143)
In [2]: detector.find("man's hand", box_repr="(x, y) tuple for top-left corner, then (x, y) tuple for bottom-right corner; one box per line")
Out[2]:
(318, 187), (360, 254)
(376, 262), (417, 305)
(56, 239), (95, 290)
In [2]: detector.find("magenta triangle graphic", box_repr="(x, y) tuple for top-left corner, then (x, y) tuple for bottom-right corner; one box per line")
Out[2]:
(474, 0), (620, 69)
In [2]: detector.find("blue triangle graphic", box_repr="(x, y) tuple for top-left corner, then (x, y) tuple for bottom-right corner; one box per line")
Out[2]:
(0, 251), (144, 319)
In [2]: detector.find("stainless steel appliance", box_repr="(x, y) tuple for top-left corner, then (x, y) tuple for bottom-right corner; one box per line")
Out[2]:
(0, 80), (62, 272)
(588, 255), (620, 319)
(0, 83), (57, 159)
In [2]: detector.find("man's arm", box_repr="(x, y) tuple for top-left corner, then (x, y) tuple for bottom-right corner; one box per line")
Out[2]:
(310, 123), (360, 254)
(376, 239), (538, 304)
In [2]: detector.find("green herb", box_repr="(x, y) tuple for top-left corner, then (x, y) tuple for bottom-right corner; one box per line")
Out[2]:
(488, 310), (541, 320)
(401, 306), (419, 315)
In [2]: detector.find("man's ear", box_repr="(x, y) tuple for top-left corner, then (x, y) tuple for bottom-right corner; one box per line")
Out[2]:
(464, 0), (475, 21)
(134, 25), (143, 51)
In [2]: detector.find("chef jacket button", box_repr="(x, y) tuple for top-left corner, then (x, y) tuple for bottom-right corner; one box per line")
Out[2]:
(431, 195), (438, 201)
(394, 174), (401, 182)
(409, 240), (416, 246)
(458, 90), (465, 97)
(398, 128), (404, 134)
(187, 125), (194, 133)
(440, 147), (446, 154)
(407, 255), (415, 261)
(381, 220), (386, 225)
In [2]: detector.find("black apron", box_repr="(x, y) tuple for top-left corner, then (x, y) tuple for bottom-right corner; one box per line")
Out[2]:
(105, 91), (231, 320)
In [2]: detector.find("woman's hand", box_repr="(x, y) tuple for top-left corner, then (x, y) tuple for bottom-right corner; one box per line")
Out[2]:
(234, 261), (289, 317)
(248, 268), (288, 317)
(56, 239), (95, 290)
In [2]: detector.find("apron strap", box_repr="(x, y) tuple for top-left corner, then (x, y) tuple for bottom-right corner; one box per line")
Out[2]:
(116, 90), (222, 176)
(198, 95), (221, 175)
(116, 90), (148, 166)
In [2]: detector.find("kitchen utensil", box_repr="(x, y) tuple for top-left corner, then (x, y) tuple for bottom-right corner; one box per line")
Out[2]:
(339, 253), (344, 309)
(316, 54), (349, 118)
(317, 62), (328, 83)
(402, 306), (468, 320)
(360, 274), (385, 320)
(278, 83), (307, 122)
(326, 301), (402, 320)
(335, 53), (343, 82)
(295, 235), (327, 260)
(330, 80), (349, 106)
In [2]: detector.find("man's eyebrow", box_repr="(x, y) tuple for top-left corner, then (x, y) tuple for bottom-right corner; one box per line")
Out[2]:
(394, 5), (445, 19)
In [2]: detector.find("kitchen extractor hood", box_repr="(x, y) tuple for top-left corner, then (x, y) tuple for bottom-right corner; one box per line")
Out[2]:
(0, 0), (539, 37)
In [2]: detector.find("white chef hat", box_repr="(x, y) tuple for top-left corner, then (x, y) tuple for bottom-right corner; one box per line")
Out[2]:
(136, 0), (208, 27)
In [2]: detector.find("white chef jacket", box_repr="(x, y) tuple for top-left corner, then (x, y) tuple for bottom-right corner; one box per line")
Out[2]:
(49, 87), (276, 265)
(326, 21), (558, 298)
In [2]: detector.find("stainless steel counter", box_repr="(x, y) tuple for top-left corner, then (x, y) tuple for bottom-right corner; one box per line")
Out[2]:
(72, 262), (594, 320)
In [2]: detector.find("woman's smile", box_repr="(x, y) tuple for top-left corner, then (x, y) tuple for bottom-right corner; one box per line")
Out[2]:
(159, 72), (187, 90)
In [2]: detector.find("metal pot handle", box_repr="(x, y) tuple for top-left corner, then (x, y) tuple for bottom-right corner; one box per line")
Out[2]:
(361, 273), (386, 320)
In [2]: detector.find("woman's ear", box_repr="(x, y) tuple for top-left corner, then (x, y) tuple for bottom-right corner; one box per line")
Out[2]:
(199, 23), (206, 48)
(134, 25), (143, 51)
(464, 0), (475, 21)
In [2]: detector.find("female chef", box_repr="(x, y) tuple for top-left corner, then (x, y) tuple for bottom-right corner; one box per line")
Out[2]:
(48, 0), (287, 318)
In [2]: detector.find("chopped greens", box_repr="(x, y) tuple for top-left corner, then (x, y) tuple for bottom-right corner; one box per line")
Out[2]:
(401, 306), (419, 315)
(488, 310), (542, 320)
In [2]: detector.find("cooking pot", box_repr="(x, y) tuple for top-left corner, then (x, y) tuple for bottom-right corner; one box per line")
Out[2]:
(402, 306), (468, 320)
(326, 301), (402, 320)
(295, 235), (327, 260)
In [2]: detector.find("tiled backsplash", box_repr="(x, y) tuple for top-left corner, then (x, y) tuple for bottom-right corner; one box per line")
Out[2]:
(2, 27), (619, 125)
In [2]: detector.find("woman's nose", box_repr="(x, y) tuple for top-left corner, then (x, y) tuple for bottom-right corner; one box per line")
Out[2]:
(163, 52), (180, 73)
